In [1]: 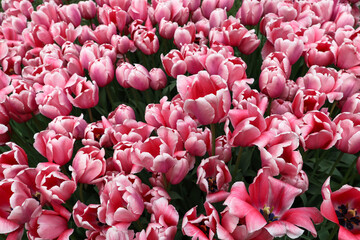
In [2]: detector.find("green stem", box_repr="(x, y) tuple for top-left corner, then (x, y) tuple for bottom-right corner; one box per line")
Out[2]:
(310, 150), (321, 178)
(105, 85), (115, 109)
(340, 156), (358, 186)
(266, 98), (272, 117)
(328, 151), (345, 176)
(234, 147), (244, 173)
(79, 183), (85, 203)
(88, 108), (94, 123)
(328, 224), (339, 240)
(210, 124), (216, 156)
(329, 101), (337, 117)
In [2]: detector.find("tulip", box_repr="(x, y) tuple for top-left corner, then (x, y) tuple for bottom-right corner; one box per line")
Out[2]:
(70, 146), (106, 184)
(321, 178), (360, 240)
(89, 56), (114, 87)
(33, 130), (75, 166)
(224, 168), (323, 239)
(177, 71), (231, 125)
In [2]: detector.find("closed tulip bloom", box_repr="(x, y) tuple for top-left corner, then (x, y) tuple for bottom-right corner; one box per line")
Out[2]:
(238, 0), (263, 26)
(259, 66), (286, 99)
(89, 56), (114, 87)
(161, 49), (187, 78)
(149, 68), (167, 90)
(334, 113), (360, 154)
(70, 146), (106, 184)
(174, 22), (196, 49)
(58, 4), (82, 27)
(78, 0), (97, 19)
(33, 130), (75, 166)
(128, 0), (147, 21)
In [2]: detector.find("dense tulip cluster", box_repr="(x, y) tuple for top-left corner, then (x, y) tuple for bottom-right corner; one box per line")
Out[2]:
(0, 0), (360, 239)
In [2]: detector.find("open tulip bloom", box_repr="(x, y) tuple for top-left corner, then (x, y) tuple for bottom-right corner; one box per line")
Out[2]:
(0, 0), (360, 239)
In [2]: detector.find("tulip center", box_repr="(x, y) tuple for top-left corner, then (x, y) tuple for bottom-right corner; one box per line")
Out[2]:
(206, 177), (218, 193)
(260, 206), (278, 223)
(197, 220), (210, 235)
(336, 204), (360, 230)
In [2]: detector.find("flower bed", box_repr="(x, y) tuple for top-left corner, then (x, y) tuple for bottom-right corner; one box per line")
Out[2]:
(0, 0), (360, 239)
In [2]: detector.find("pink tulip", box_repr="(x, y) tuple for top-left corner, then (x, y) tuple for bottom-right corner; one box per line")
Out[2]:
(116, 63), (150, 91)
(149, 68), (167, 90)
(108, 119), (154, 145)
(34, 130), (75, 166)
(334, 113), (360, 154)
(66, 74), (99, 109)
(145, 95), (187, 129)
(197, 157), (232, 203)
(159, 19), (178, 39)
(259, 66), (286, 99)
(342, 93), (360, 113)
(182, 202), (219, 239)
(79, 41), (100, 70)
(297, 66), (343, 103)
(291, 89), (326, 118)
(89, 56), (114, 87)
(177, 71), (231, 125)
(209, 8), (227, 29)
(35, 163), (76, 204)
(111, 141), (142, 175)
(336, 71), (360, 101)
(47, 115), (87, 139)
(108, 104), (136, 125)
(133, 30), (160, 55)
(336, 39), (360, 69)
(78, 0), (97, 19)
(261, 51), (291, 79)
(238, 29), (261, 55)
(93, 23), (117, 44)
(111, 35), (132, 55)
(174, 22), (196, 49)
(4, 79), (37, 123)
(97, 174), (145, 226)
(82, 120), (112, 148)
(0, 142), (28, 179)
(259, 132), (303, 177)
(304, 37), (337, 67)
(98, 5), (127, 33)
(280, 170), (309, 194)
(0, 179), (41, 235)
(238, 0), (263, 26)
(58, 4), (82, 27)
(26, 203), (73, 239)
(226, 102), (268, 147)
(133, 136), (176, 173)
(35, 85), (73, 119)
(299, 111), (340, 150)
(165, 151), (195, 184)
(321, 177), (360, 240)
(72, 201), (103, 231)
(70, 146), (106, 184)
(128, 0), (147, 21)
(179, 117), (212, 156)
(274, 34), (304, 65)
(225, 168), (323, 239)
(161, 49), (187, 78)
